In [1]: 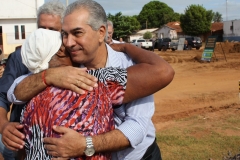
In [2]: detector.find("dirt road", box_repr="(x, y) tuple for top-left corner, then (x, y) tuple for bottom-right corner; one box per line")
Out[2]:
(152, 46), (240, 133)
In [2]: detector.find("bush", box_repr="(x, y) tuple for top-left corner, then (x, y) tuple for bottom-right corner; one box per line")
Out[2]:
(143, 31), (152, 39)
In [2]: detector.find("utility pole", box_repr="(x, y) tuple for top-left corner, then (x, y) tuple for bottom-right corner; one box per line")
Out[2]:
(226, 0), (228, 21)
(66, 0), (69, 6)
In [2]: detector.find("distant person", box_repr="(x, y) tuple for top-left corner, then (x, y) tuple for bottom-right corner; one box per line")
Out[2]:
(151, 38), (157, 52)
(106, 20), (120, 44)
(184, 39), (188, 50)
(119, 37), (125, 43)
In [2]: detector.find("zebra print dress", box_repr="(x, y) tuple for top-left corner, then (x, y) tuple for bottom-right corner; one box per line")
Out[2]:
(21, 67), (127, 160)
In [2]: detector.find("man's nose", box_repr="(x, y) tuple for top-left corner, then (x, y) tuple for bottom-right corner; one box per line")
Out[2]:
(63, 34), (76, 47)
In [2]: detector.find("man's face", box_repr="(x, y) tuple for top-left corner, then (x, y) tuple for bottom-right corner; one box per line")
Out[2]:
(106, 25), (113, 44)
(62, 9), (106, 66)
(38, 14), (62, 31)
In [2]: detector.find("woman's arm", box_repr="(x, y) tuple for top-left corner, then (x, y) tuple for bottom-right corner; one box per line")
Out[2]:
(110, 43), (175, 104)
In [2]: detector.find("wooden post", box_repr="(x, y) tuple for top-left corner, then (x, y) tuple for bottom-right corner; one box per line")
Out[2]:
(239, 80), (240, 101)
(220, 42), (227, 62)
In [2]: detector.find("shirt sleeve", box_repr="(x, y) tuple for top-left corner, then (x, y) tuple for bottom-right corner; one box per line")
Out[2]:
(7, 73), (31, 104)
(114, 95), (155, 148)
(0, 49), (29, 111)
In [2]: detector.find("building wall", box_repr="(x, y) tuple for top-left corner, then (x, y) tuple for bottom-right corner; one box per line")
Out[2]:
(129, 35), (143, 42)
(0, 0), (44, 54)
(0, 0), (44, 19)
(157, 26), (177, 39)
(223, 20), (240, 41)
(1, 19), (37, 54)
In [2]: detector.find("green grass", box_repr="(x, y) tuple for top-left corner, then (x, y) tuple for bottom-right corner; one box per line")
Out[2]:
(156, 115), (240, 160)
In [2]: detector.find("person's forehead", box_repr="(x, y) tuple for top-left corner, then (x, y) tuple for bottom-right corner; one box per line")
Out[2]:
(38, 14), (62, 31)
(108, 25), (113, 31)
(62, 9), (89, 30)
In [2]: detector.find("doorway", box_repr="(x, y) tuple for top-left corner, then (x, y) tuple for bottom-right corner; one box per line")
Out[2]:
(0, 26), (3, 54)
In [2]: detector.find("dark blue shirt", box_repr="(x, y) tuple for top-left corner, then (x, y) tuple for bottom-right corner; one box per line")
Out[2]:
(0, 48), (29, 122)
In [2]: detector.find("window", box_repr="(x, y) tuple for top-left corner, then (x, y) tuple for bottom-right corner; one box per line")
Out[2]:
(0, 26), (2, 45)
(15, 25), (19, 40)
(21, 25), (25, 39)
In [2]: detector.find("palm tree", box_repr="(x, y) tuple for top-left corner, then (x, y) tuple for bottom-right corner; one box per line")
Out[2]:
(213, 12), (223, 22)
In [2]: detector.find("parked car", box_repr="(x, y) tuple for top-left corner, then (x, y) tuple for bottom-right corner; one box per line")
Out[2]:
(131, 39), (153, 50)
(154, 38), (178, 51)
(185, 36), (202, 50)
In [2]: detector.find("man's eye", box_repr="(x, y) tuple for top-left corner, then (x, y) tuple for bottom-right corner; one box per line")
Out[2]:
(74, 31), (84, 36)
(61, 32), (67, 37)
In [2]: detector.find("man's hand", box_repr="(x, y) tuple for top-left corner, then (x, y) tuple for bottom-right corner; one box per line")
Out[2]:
(1, 122), (25, 151)
(43, 126), (86, 159)
(46, 66), (98, 95)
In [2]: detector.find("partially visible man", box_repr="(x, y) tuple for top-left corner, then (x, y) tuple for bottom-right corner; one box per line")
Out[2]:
(0, 1), (97, 159)
(106, 20), (120, 44)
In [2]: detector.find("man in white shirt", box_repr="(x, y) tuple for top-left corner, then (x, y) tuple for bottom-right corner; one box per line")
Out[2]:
(106, 20), (121, 44)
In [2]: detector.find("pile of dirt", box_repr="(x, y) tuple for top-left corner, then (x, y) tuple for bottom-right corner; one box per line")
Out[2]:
(215, 41), (240, 54)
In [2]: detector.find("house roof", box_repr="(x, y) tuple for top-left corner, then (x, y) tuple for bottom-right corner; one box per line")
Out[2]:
(165, 22), (182, 32)
(164, 21), (223, 33)
(137, 28), (159, 35)
(211, 22), (223, 31)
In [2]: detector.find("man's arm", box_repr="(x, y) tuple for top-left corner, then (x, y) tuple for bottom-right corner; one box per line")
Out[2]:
(12, 66), (98, 102)
(0, 50), (27, 151)
(44, 126), (129, 158)
(111, 43), (175, 103)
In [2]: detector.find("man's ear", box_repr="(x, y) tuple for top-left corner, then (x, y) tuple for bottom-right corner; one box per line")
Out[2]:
(98, 25), (106, 43)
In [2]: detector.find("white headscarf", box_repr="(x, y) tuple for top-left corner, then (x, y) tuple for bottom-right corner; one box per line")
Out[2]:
(21, 28), (62, 73)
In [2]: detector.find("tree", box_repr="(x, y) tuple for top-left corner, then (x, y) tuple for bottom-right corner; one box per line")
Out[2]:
(213, 12), (223, 22)
(137, 1), (180, 29)
(180, 5), (214, 36)
(143, 31), (152, 39)
(107, 12), (141, 39)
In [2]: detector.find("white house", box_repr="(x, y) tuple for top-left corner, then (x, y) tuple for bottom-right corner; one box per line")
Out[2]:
(157, 22), (183, 39)
(223, 20), (240, 42)
(0, 0), (44, 55)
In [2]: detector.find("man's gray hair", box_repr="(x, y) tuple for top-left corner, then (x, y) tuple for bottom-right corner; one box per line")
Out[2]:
(64, 0), (107, 31)
(107, 20), (113, 29)
(37, 1), (66, 24)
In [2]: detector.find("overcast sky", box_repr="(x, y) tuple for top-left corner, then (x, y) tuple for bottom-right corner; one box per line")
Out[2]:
(45, 0), (240, 21)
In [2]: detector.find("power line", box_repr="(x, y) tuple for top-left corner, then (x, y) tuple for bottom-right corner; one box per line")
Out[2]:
(15, 0), (36, 9)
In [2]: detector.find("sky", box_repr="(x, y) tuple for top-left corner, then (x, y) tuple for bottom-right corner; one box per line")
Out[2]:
(45, 0), (240, 21)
